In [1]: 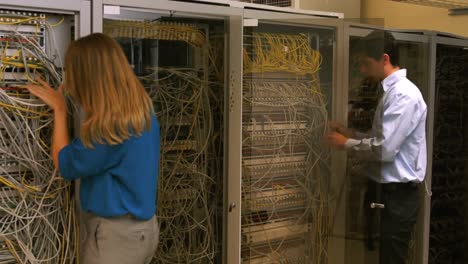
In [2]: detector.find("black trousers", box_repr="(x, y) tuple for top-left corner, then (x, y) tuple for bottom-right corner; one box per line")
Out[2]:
(379, 182), (420, 264)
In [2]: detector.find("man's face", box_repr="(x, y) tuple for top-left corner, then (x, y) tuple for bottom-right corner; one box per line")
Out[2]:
(357, 54), (384, 81)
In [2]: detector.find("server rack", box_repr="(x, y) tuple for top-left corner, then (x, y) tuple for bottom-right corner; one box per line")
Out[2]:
(92, 1), (345, 263)
(0, 1), (89, 263)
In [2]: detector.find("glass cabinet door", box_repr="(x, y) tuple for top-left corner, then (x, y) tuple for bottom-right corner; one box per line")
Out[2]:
(103, 7), (227, 263)
(345, 26), (430, 264)
(241, 21), (336, 264)
(430, 42), (468, 264)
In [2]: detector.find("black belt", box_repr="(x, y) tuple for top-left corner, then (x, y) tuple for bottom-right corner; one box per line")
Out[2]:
(381, 182), (419, 191)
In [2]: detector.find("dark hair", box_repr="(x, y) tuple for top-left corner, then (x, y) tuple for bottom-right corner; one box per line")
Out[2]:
(355, 30), (400, 67)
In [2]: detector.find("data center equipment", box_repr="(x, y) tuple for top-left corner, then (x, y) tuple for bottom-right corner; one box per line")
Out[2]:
(4, 2), (468, 264)
(103, 10), (226, 264)
(429, 43), (468, 264)
(241, 23), (334, 264)
(0, 7), (77, 263)
(237, 0), (294, 7)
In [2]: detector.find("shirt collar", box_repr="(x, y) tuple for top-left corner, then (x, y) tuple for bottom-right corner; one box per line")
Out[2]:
(381, 69), (407, 92)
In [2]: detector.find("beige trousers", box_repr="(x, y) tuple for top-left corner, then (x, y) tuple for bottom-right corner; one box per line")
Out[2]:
(80, 212), (159, 264)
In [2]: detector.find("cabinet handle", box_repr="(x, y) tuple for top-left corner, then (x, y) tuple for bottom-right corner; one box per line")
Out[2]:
(370, 203), (385, 209)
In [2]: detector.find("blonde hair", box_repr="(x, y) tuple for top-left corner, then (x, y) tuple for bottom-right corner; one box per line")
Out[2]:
(64, 33), (154, 147)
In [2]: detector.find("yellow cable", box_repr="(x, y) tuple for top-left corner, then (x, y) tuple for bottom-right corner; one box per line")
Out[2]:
(50, 16), (65, 27)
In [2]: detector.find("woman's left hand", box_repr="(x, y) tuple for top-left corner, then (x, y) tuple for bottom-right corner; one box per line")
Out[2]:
(24, 78), (66, 113)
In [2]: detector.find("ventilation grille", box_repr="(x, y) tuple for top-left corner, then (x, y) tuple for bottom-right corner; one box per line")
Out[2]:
(238, 0), (293, 7)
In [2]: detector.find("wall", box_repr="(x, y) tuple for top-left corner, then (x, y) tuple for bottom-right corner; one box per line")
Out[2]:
(299, 0), (361, 18)
(361, 0), (468, 37)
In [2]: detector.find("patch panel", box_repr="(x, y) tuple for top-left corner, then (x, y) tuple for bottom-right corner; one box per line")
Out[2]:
(243, 121), (308, 132)
(243, 256), (307, 264)
(244, 105), (310, 113)
(242, 248), (306, 264)
(243, 146), (308, 158)
(242, 219), (308, 244)
(242, 155), (307, 166)
(244, 134), (306, 148)
(162, 188), (198, 202)
(244, 161), (307, 179)
(161, 140), (198, 152)
(0, 160), (24, 173)
(244, 187), (307, 211)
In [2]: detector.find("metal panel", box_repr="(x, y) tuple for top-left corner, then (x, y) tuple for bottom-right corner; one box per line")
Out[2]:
(103, 0), (243, 16)
(184, 0), (343, 17)
(329, 18), (348, 264)
(434, 35), (468, 47)
(79, 1), (91, 37)
(0, 0), (81, 12)
(348, 24), (383, 37)
(226, 15), (244, 264)
(243, 8), (342, 23)
(391, 32), (429, 43)
(92, 0), (103, 32)
(241, 3), (343, 18)
(350, 26), (430, 44)
(422, 34), (437, 264)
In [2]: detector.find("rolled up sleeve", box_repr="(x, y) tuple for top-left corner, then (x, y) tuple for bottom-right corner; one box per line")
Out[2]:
(58, 138), (124, 180)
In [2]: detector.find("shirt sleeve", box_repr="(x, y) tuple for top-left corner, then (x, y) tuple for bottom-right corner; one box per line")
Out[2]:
(345, 92), (425, 162)
(354, 131), (369, 140)
(58, 138), (125, 180)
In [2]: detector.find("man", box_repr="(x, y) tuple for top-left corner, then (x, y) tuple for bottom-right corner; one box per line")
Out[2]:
(327, 31), (427, 264)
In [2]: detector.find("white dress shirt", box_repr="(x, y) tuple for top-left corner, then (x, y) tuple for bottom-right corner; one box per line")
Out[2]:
(345, 69), (427, 183)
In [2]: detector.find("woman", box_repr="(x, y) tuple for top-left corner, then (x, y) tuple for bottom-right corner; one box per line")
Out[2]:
(24, 33), (160, 264)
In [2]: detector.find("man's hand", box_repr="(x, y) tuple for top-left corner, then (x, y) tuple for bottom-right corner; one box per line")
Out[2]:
(329, 121), (354, 138)
(326, 132), (348, 150)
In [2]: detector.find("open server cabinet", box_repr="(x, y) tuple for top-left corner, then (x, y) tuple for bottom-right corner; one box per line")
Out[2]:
(92, 1), (347, 263)
(238, 9), (345, 264)
(426, 32), (468, 264)
(0, 0), (89, 263)
(342, 22), (432, 264)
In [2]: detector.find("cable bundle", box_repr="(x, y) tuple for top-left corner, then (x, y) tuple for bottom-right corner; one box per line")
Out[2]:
(0, 12), (77, 264)
(104, 19), (207, 48)
(243, 33), (322, 76)
(142, 68), (218, 263)
(242, 32), (330, 264)
(104, 18), (225, 263)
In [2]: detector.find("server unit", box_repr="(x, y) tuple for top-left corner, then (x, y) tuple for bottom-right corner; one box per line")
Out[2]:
(94, 1), (343, 264)
(8, 2), (468, 264)
(241, 21), (335, 264)
(0, 1), (88, 263)
(429, 34), (468, 264)
(102, 6), (228, 264)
